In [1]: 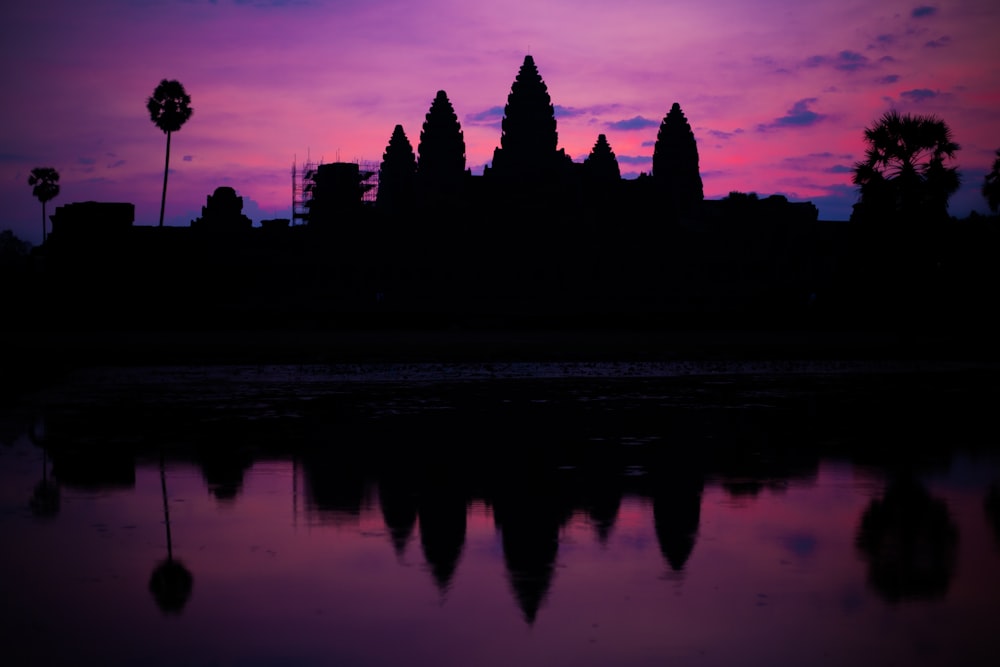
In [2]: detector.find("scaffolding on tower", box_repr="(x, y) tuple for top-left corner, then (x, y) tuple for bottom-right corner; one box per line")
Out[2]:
(292, 155), (379, 224)
(291, 155), (318, 225)
(358, 160), (379, 204)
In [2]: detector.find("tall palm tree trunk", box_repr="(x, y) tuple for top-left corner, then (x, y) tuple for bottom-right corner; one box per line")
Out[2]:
(159, 130), (172, 227)
(160, 455), (174, 561)
(41, 200), (47, 244)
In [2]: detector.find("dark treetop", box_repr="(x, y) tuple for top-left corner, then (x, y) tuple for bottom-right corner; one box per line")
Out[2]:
(851, 109), (960, 225)
(146, 79), (193, 134)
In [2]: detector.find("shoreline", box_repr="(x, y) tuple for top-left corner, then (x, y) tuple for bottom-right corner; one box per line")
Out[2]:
(3, 325), (980, 363)
(3, 326), (996, 390)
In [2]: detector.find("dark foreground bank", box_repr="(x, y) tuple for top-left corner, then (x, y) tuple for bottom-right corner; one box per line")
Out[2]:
(3, 322), (998, 403)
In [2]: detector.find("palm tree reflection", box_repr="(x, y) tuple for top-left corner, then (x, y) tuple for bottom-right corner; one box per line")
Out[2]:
(855, 475), (958, 603)
(29, 446), (60, 519)
(149, 455), (193, 614)
(985, 482), (1000, 548)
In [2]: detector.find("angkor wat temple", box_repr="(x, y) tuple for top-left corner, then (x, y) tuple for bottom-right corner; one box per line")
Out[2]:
(32, 56), (994, 331)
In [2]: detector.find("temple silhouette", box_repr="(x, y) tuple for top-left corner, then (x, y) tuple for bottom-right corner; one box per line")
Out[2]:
(28, 55), (998, 332)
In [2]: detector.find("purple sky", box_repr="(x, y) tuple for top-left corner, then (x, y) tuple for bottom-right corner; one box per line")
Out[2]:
(3, 0), (998, 243)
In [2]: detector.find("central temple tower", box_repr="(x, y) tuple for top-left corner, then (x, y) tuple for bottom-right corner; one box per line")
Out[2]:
(488, 55), (571, 187)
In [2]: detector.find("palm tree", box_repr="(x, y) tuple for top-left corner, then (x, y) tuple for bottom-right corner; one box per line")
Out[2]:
(852, 110), (960, 224)
(983, 148), (1000, 213)
(146, 79), (193, 227)
(27, 167), (59, 244)
(850, 111), (961, 323)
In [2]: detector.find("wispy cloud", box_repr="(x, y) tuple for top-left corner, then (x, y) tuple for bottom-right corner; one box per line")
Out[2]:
(617, 155), (651, 165)
(900, 88), (940, 103)
(780, 152), (853, 173)
(465, 106), (504, 126)
(757, 99), (826, 131)
(463, 103), (621, 125)
(870, 34), (896, 49)
(699, 169), (732, 181)
(554, 105), (587, 118)
(706, 128), (744, 141)
(233, 0), (326, 9)
(924, 35), (951, 48)
(911, 6), (938, 19)
(606, 116), (659, 131)
(804, 51), (871, 73)
(877, 74), (901, 84)
(0, 152), (34, 164)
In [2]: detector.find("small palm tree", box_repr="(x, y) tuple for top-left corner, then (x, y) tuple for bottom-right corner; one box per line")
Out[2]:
(983, 149), (1000, 213)
(146, 79), (193, 227)
(27, 167), (59, 244)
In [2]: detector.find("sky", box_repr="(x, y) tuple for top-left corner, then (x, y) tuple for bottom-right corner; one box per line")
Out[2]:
(3, 0), (999, 244)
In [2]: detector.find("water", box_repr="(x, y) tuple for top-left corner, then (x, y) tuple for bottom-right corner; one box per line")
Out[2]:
(1, 362), (998, 666)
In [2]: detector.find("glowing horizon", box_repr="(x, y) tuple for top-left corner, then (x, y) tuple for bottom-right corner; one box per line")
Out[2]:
(3, 0), (998, 243)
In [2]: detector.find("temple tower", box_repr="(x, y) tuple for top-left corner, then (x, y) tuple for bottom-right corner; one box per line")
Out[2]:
(652, 102), (704, 215)
(488, 55), (571, 187)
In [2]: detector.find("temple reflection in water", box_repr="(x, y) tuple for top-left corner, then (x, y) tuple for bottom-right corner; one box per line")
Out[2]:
(2, 364), (999, 665)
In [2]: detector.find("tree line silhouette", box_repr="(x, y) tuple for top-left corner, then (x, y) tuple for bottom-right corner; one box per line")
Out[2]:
(11, 57), (1000, 334)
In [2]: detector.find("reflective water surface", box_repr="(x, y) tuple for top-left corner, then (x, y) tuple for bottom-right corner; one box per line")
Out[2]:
(2, 362), (999, 666)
